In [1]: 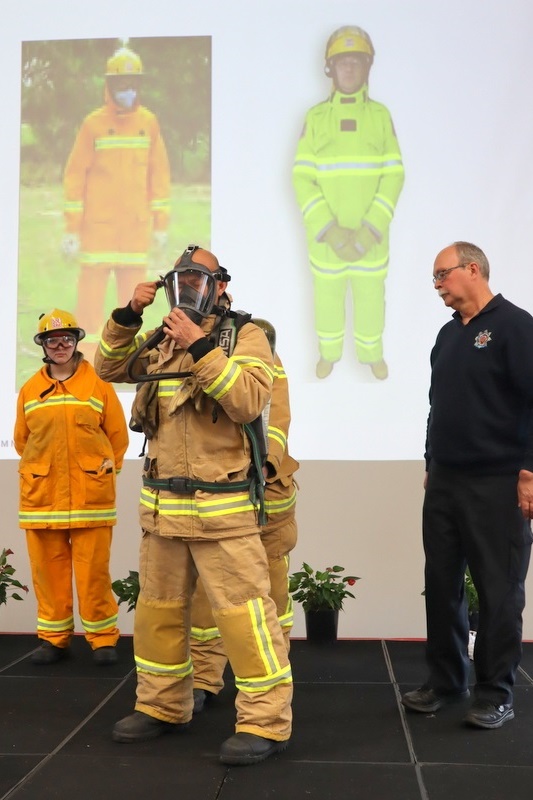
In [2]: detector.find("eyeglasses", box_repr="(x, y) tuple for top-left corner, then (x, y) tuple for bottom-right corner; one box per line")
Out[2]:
(42, 335), (77, 349)
(432, 264), (466, 285)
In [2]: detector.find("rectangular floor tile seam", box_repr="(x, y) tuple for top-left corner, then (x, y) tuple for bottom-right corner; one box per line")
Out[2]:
(380, 640), (431, 800)
(517, 665), (533, 685)
(0, 669), (135, 800)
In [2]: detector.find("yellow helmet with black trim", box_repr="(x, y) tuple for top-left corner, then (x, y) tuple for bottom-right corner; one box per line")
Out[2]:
(34, 309), (86, 345)
(325, 26), (375, 62)
(105, 47), (143, 76)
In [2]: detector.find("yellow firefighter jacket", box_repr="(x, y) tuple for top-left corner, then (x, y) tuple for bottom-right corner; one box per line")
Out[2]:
(263, 355), (299, 533)
(14, 357), (129, 529)
(64, 91), (171, 267)
(94, 313), (274, 539)
(293, 85), (404, 277)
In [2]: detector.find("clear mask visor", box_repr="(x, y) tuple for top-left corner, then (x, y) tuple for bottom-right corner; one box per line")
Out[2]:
(160, 265), (218, 320)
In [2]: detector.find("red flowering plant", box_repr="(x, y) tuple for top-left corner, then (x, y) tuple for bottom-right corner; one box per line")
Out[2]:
(289, 563), (360, 612)
(0, 548), (29, 606)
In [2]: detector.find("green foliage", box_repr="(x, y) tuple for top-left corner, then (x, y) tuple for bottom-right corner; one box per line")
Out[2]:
(464, 567), (479, 613)
(0, 549), (29, 606)
(289, 563), (359, 612)
(422, 568), (479, 613)
(16, 183), (211, 389)
(20, 37), (211, 184)
(112, 570), (140, 613)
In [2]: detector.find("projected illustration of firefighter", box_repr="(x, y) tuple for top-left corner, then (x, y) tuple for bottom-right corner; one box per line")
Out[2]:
(292, 26), (405, 380)
(62, 45), (171, 348)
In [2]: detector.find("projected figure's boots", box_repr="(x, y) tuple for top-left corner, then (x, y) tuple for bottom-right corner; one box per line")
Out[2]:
(316, 358), (334, 379)
(370, 360), (388, 380)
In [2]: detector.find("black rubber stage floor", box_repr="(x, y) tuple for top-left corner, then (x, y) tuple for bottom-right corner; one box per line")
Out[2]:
(1, 634), (533, 800)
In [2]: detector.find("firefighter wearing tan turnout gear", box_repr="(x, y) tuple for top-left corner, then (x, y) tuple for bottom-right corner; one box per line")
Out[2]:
(94, 246), (292, 765)
(190, 352), (299, 711)
(293, 26), (404, 380)
(63, 46), (171, 343)
(14, 310), (128, 665)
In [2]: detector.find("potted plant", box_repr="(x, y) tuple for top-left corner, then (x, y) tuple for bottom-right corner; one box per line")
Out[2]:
(289, 563), (359, 643)
(112, 570), (140, 612)
(0, 548), (29, 606)
(465, 567), (479, 660)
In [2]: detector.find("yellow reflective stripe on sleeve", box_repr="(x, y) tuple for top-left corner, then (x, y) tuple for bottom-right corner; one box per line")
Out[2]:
(204, 360), (240, 401)
(135, 654), (193, 678)
(81, 613), (118, 633)
(98, 332), (147, 360)
(232, 355), (275, 383)
(190, 625), (221, 642)
(37, 615), (74, 632)
(267, 425), (287, 450)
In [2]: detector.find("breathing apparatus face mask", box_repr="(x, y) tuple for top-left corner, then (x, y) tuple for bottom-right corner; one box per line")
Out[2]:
(159, 264), (219, 325)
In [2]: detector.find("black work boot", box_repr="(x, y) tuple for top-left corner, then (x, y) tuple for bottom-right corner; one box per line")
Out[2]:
(93, 646), (118, 665)
(219, 733), (289, 765)
(31, 641), (69, 665)
(193, 688), (216, 713)
(112, 711), (190, 743)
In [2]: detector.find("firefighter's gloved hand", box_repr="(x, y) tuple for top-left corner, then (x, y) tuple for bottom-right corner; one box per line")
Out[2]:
(61, 233), (80, 259)
(353, 225), (379, 258)
(322, 224), (359, 262)
(152, 231), (168, 252)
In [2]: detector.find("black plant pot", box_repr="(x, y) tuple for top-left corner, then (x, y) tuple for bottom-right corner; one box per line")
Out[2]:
(305, 609), (339, 644)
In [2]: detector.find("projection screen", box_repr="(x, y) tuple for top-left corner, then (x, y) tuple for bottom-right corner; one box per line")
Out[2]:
(2, 0), (533, 462)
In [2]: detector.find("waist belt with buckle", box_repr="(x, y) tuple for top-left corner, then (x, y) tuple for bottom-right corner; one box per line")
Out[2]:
(143, 476), (252, 494)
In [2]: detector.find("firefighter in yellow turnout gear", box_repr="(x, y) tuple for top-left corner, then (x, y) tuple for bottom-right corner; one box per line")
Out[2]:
(14, 310), (128, 665)
(62, 46), (171, 341)
(190, 351), (299, 711)
(94, 246), (293, 765)
(293, 26), (405, 380)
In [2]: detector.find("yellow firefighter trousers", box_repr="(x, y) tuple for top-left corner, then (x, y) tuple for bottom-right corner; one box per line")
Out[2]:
(314, 271), (386, 364)
(25, 527), (119, 649)
(134, 531), (293, 740)
(190, 516), (297, 694)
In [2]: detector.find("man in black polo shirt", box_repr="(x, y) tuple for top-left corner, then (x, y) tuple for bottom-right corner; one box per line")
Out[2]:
(402, 241), (533, 729)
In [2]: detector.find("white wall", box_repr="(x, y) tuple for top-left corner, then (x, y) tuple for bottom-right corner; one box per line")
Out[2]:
(4, 459), (533, 640)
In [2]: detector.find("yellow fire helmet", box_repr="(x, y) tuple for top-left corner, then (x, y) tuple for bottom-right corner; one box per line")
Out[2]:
(105, 46), (143, 76)
(34, 309), (86, 345)
(325, 26), (375, 62)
